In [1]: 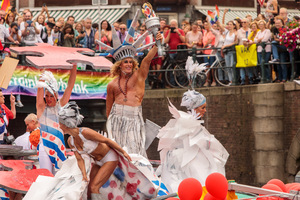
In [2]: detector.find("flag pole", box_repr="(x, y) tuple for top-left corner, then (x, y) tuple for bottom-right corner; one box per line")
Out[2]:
(98, 0), (101, 52)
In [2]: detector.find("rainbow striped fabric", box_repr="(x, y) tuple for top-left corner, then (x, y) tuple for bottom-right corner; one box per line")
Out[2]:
(2, 66), (113, 100)
(0, 0), (10, 12)
(207, 5), (220, 24)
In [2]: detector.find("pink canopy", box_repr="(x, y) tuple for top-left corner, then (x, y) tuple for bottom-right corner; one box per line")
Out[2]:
(10, 43), (112, 69)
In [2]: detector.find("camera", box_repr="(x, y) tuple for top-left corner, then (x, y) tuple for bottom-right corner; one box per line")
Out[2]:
(11, 7), (15, 12)
(170, 27), (175, 33)
(47, 22), (55, 29)
(14, 27), (18, 32)
(81, 31), (84, 34)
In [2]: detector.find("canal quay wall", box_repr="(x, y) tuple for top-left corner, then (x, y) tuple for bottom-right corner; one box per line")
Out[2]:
(143, 82), (300, 186)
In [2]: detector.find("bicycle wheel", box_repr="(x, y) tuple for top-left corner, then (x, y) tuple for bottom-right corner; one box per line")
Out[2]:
(165, 64), (178, 88)
(174, 63), (189, 88)
(193, 72), (207, 88)
(214, 59), (231, 86)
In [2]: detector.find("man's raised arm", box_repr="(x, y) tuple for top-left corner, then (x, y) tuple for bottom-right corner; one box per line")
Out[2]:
(138, 33), (162, 80)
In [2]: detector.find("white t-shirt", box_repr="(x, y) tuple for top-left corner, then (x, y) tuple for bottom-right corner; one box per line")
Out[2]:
(20, 21), (39, 45)
(0, 24), (10, 42)
(14, 132), (31, 150)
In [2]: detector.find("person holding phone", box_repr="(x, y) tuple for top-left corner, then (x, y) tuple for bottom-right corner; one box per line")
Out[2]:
(20, 11), (40, 45)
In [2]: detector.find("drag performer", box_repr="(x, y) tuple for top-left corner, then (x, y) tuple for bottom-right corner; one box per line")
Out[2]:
(157, 90), (229, 193)
(98, 10), (162, 157)
(36, 65), (77, 174)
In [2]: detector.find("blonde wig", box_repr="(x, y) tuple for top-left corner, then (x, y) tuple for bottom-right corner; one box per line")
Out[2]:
(110, 58), (139, 77)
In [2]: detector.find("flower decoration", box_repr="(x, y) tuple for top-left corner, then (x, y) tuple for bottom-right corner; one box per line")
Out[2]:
(279, 21), (300, 52)
(29, 129), (40, 147)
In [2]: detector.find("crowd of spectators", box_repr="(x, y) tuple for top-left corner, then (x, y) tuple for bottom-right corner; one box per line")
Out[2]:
(0, 3), (299, 87)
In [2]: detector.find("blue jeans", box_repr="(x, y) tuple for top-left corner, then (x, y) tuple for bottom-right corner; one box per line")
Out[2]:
(224, 51), (234, 82)
(204, 54), (216, 82)
(216, 51), (227, 81)
(271, 41), (279, 60)
(278, 48), (289, 81)
(240, 68), (253, 81)
(257, 52), (271, 80)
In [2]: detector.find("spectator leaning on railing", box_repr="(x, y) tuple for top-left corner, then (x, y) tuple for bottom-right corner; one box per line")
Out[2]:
(221, 20), (237, 85)
(271, 16), (288, 82)
(254, 20), (272, 81)
(237, 18), (253, 85)
(202, 20), (216, 86)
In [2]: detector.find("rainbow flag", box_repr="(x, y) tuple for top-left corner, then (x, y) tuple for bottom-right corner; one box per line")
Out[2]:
(207, 5), (220, 25)
(215, 5), (220, 21)
(207, 10), (216, 24)
(0, 0), (10, 12)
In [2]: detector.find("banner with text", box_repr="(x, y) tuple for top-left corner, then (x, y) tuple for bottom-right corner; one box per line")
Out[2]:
(235, 44), (258, 68)
(1, 66), (113, 100)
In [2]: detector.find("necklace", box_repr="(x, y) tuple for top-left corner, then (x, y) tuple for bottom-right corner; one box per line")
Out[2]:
(118, 73), (132, 102)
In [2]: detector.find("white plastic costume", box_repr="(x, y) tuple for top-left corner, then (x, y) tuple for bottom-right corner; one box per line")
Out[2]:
(157, 93), (229, 193)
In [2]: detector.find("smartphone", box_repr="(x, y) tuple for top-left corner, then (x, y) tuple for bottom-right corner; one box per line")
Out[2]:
(170, 27), (175, 33)
(43, 3), (46, 7)
(11, 7), (15, 12)
(26, 20), (32, 27)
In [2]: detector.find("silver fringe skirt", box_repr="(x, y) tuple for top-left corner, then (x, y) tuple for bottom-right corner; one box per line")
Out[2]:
(106, 103), (147, 157)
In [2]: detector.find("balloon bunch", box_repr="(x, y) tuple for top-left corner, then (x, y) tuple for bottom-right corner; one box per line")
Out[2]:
(259, 179), (287, 200)
(166, 173), (228, 200)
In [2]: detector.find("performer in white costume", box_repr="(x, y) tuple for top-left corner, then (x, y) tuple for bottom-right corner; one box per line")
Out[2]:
(157, 90), (229, 193)
(36, 66), (77, 174)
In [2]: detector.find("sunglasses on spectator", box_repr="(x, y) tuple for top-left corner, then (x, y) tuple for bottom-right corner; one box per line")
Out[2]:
(123, 60), (133, 64)
(140, 29), (145, 31)
(55, 25), (62, 28)
(120, 28), (126, 30)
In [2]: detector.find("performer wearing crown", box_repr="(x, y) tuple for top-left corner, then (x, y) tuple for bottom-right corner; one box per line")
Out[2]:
(97, 10), (163, 157)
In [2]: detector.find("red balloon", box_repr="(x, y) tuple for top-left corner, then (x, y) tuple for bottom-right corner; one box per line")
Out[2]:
(205, 173), (228, 199)
(204, 193), (220, 200)
(166, 198), (180, 200)
(261, 184), (283, 200)
(285, 183), (296, 192)
(178, 178), (203, 200)
(267, 179), (287, 192)
(289, 184), (300, 192)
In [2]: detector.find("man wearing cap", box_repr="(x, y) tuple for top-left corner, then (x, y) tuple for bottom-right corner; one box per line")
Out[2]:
(157, 90), (229, 192)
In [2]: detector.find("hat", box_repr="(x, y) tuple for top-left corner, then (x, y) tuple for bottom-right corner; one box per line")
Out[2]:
(35, 71), (59, 97)
(58, 101), (84, 128)
(181, 90), (206, 110)
(96, 9), (155, 61)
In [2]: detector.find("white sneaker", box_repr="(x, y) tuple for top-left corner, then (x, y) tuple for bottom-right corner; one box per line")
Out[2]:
(269, 59), (280, 64)
(16, 101), (24, 107)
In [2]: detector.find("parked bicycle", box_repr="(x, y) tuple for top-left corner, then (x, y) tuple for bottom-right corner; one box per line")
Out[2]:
(174, 53), (229, 88)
